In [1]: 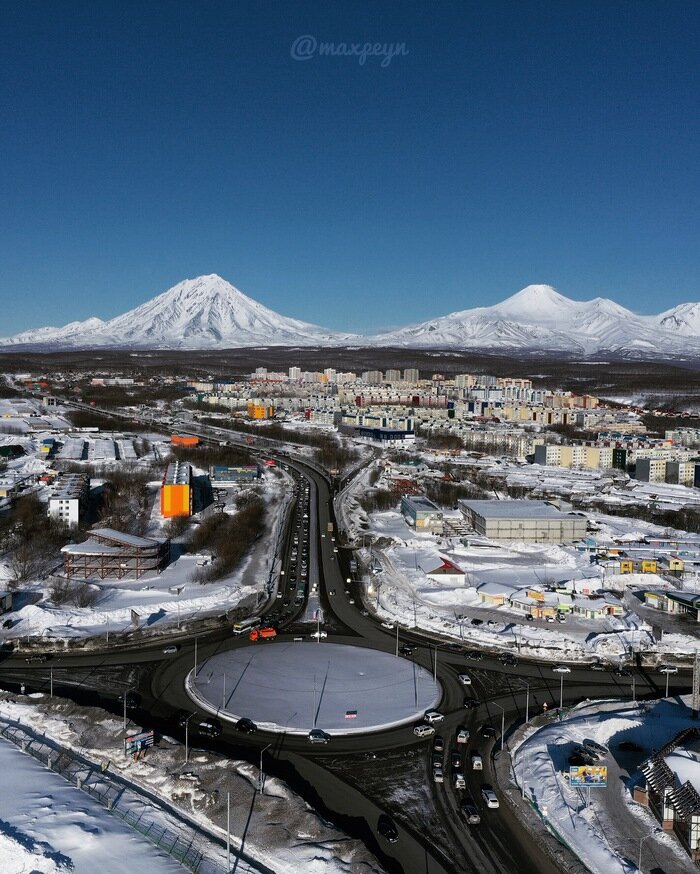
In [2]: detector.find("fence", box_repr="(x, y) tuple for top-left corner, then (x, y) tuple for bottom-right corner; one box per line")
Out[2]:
(0, 719), (233, 874)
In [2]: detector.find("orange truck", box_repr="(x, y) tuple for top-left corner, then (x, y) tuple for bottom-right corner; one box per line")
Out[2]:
(249, 627), (277, 642)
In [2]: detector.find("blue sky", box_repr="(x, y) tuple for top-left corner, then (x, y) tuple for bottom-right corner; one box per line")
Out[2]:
(1, 0), (699, 334)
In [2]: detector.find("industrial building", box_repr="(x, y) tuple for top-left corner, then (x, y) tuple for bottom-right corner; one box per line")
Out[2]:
(160, 461), (193, 517)
(458, 499), (587, 543)
(48, 473), (90, 528)
(61, 528), (170, 580)
(400, 495), (444, 533)
(171, 434), (199, 447)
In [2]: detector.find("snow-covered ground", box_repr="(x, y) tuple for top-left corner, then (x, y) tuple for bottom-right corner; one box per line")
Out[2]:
(0, 691), (385, 874)
(511, 696), (700, 874)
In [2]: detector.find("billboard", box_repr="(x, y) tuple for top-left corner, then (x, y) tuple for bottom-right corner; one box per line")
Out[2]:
(126, 730), (155, 755)
(569, 765), (607, 787)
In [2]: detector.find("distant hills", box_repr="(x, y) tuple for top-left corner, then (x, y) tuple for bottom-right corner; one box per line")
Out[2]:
(2, 274), (699, 358)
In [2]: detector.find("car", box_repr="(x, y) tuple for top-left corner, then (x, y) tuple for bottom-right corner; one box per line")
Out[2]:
(173, 709), (193, 727)
(583, 739), (608, 756)
(276, 592), (283, 599)
(377, 814), (399, 843)
(433, 766), (444, 783)
(308, 728), (331, 744)
(399, 644), (415, 656)
(432, 752), (444, 768)
(454, 771), (466, 789)
(198, 718), (222, 737)
(614, 667), (632, 677)
(481, 786), (499, 808)
(457, 728), (470, 744)
(25, 654), (48, 663)
(310, 630), (328, 639)
(413, 723), (435, 738)
(568, 752), (596, 767)
(471, 754), (483, 770)
(555, 613), (567, 623)
(162, 645), (179, 654)
(460, 802), (481, 825)
(424, 710), (445, 724)
(500, 653), (517, 667)
(658, 665), (679, 674)
(236, 717), (257, 734)
(381, 621), (395, 630)
(456, 671), (473, 685)
(451, 751), (462, 769)
(465, 650), (484, 661)
(433, 735), (445, 752)
(464, 698), (479, 709)
(552, 665), (571, 673)
(481, 725), (497, 739)
(545, 615), (554, 623)
(573, 745), (600, 761)
(328, 589), (336, 596)
(525, 614), (534, 622)
(348, 598), (355, 604)
(471, 618), (483, 626)
(590, 662), (607, 671)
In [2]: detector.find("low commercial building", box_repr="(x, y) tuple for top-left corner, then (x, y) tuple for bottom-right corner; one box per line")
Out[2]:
(160, 461), (193, 517)
(61, 528), (170, 580)
(458, 500), (587, 543)
(209, 464), (260, 484)
(400, 495), (444, 533)
(48, 473), (90, 528)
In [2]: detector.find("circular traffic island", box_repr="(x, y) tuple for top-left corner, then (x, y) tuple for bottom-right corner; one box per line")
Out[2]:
(187, 641), (441, 736)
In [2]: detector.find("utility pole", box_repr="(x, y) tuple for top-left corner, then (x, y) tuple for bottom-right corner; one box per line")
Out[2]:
(227, 791), (230, 872)
(50, 667), (53, 699)
(525, 683), (530, 723)
(259, 743), (271, 794)
(194, 636), (198, 678)
(184, 712), (195, 764)
(395, 623), (399, 657)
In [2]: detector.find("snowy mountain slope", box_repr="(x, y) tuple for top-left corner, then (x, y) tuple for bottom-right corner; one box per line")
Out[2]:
(2, 277), (700, 356)
(366, 284), (700, 355)
(0, 275), (356, 349)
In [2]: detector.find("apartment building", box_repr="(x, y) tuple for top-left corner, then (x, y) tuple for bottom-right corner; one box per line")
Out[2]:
(48, 473), (90, 528)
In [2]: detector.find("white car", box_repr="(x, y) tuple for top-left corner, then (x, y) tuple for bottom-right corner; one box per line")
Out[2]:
(381, 621), (395, 630)
(658, 665), (679, 674)
(310, 630), (328, 639)
(458, 674), (472, 685)
(413, 723), (435, 738)
(552, 665), (571, 673)
(471, 754), (483, 770)
(457, 728), (470, 744)
(424, 710), (445, 724)
(481, 787), (499, 808)
(454, 772), (466, 789)
(433, 766), (444, 783)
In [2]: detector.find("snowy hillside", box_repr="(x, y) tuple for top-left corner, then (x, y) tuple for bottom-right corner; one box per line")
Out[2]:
(0, 274), (357, 349)
(2, 277), (700, 356)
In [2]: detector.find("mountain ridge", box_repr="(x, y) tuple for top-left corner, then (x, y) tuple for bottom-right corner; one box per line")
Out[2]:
(2, 275), (699, 357)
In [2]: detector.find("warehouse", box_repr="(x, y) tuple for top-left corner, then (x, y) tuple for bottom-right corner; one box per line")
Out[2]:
(400, 495), (443, 533)
(458, 499), (587, 543)
(160, 461), (193, 517)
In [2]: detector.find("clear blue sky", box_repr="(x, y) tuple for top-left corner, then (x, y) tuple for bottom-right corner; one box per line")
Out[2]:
(1, 0), (699, 334)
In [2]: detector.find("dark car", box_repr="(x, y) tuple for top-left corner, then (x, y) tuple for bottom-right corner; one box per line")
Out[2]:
(614, 667), (632, 677)
(465, 650), (484, 661)
(236, 717), (257, 734)
(433, 735), (445, 753)
(25, 654), (48, 663)
(198, 717), (222, 737)
(481, 725), (497, 738)
(119, 691), (141, 710)
(377, 814), (399, 843)
(174, 709), (193, 727)
(460, 802), (481, 825)
(471, 618), (484, 626)
(500, 653), (517, 666)
(568, 752), (596, 767)
(451, 751), (462, 769)
(399, 644), (415, 656)
(464, 698), (480, 709)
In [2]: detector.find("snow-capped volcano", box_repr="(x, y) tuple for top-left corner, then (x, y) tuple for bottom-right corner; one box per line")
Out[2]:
(2, 277), (700, 357)
(0, 275), (356, 349)
(366, 284), (700, 356)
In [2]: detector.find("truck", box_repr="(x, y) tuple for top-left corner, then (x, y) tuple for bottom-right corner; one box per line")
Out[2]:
(249, 627), (277, 642)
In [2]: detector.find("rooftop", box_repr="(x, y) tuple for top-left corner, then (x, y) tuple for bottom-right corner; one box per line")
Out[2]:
(459, 499), (577, 520)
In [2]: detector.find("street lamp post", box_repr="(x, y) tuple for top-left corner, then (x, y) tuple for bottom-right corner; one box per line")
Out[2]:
(525, 683), (530, 723)
(665, 670), (670, 698)
(122, 687), (134, 755)
(259, 743), (272, 794)
(184, 712), (196, 764)
(194, 636), (198, 678)
(559, 674), (564, 710)
(494, 702), (505, 752)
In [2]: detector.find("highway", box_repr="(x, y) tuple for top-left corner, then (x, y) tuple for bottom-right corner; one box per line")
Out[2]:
(1, 402), (694, 873)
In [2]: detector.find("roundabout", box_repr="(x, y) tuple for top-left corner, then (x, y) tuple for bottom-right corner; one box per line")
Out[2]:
(187, 641), (441, 735)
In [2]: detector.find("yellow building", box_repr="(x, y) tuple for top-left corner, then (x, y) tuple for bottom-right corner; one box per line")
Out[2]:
(247, 402), (275, 420)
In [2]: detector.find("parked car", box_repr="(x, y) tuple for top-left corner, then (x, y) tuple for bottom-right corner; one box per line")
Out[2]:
(590, 662), (607, 671)
(470, 618), (483, 626)
(481, 786), (499, 808)
(377, 814), (399, 843)
(308, 728), (331, 744)
(525, 614), (534, 622)
(583, 739), (608, 756)
(413, 723), (435, 738)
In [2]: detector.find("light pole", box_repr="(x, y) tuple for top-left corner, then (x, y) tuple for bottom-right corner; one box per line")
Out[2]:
(665, 670), (670, 698)
(525, 683), (530, 723)
(50, 667), (53, 699)
(559, 674), (564, 710)
(184, 712), (196, 764)
(194, 636), (198, 678)
(122, 687), (135, 755)
(632, 674), (636, 703)
(433, 645), (438, 682)
(638, 831), (658, 872)
(494, 702), (505, 752)
(395, 623), (399, 657)
(259, 743), (272, 794)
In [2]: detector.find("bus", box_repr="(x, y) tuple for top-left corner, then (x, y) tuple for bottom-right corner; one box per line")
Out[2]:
(233, 617), (262, 635)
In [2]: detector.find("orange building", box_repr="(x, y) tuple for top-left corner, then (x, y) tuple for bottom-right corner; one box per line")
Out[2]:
(171, 434), (199, 447)
(247, 402), (275, 420)
(161, 461), (193, 517)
